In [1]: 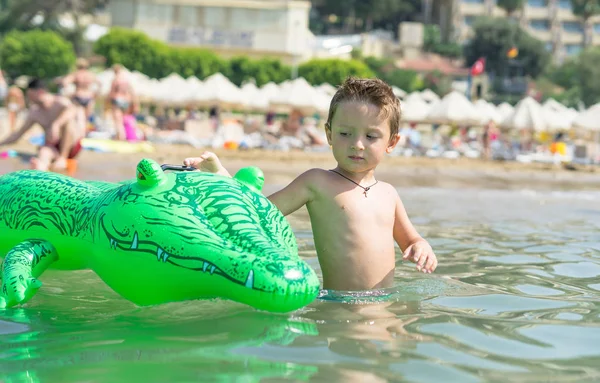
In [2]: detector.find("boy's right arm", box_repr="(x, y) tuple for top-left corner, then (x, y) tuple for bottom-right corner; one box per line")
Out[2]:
(267, 169), (314, 216)
(184, 152), (314, 216)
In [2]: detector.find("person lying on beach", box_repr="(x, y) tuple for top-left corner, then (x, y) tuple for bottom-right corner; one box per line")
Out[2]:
(183, 77), (437, 291)
(0, 78), (83, 171)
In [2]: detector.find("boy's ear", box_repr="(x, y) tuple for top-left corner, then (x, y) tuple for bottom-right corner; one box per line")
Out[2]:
(386, 133), (401, 153)
(325, 122), (333, 145)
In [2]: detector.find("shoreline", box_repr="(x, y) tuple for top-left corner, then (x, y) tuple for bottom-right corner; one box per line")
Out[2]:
(2, 142), (599, 191)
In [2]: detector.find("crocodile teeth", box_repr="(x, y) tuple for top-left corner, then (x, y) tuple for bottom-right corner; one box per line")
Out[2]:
(130, 232), (139, 250)
(202, 262), (209, 272)
(210, 265), (216, 274)
(110, 238), (117, 249)
(157, 248), (169, 262)
(245, 270), (254, 289)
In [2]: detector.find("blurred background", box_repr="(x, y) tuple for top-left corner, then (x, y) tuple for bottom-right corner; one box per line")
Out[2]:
(0, 0), (598, 164)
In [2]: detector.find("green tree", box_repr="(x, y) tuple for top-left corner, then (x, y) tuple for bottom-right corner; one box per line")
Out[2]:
(464, 17), (550, 79)
(497, 0), (524, 16)
(94, 27), (165, 78)
(570, 0), (600, 46)
(223, 57), (291, 86)
(0, 0), (109, 54)
(576, 47), (600, 106)
(298, 58), (374, 86)
(544, 59), (579, 89)
(423, 24), (463, 59)
(423, 24), (442, 52)
(0, 29), (76, 79)
(93, 28), (292, 84)
(362, 56), (421, 91)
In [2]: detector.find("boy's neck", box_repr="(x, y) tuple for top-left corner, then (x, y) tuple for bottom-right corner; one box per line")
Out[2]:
(332, 166), (377, 185)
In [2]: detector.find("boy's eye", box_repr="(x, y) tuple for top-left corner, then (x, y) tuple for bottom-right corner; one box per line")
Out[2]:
(367, 135), (378, 140)
(339, 132), (349, 136)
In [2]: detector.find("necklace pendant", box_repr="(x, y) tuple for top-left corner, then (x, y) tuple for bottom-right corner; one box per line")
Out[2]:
(363, 187), (370, 198)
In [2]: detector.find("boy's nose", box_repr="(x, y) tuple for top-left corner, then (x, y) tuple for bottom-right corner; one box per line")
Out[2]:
(352, 140), (365, 150)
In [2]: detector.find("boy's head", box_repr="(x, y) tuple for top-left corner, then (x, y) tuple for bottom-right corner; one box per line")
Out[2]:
(325, 77), (401, 141)
(324, 77), (401, 172)
(26, 78), (47, 104)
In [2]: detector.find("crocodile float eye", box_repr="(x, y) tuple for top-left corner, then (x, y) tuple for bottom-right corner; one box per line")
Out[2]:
(135, 159), (166, 188)
(234, 166), (265, 192)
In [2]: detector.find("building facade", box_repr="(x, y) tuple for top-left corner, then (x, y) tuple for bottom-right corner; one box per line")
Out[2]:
(109, 0), (313, 65)
(428, 0), (600, 63)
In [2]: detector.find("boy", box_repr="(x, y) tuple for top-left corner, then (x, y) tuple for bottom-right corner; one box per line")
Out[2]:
(184, 77), (437, 291)
(0, 78), (82, 171)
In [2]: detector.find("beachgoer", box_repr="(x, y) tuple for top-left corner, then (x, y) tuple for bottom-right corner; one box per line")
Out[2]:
(0, 78), (82, 171)
(209, 105), (220, 132)
(61, 58), (100, 138)
(6, 85), (25, 132)
(108, 64), (134, 140)
(0, 69), (7, 102)
(482, 120), (501, 160)
(183, 77), (438, 291)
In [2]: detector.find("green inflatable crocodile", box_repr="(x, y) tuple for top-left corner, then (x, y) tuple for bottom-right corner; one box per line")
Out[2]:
(0, 159), (320, 312)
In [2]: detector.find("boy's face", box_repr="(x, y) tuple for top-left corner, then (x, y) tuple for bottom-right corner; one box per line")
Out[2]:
(326, 101), (399, 174)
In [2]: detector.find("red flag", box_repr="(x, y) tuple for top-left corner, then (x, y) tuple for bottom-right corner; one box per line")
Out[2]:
(470, 57), (486, 76)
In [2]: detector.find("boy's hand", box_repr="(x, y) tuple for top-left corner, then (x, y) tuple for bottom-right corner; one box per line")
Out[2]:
(183, 151), (231, 177)
(402, 240), (437, 274)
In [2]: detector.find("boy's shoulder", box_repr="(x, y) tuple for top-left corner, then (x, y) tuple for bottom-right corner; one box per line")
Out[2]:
(374, 180), (400, 199)
(297, 167), (330, 181)
(303, 167), (330, 176)
(294, 168), (329, 187)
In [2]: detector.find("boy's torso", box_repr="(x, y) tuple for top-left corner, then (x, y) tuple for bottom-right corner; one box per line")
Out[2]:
(306, 170), (398, 290)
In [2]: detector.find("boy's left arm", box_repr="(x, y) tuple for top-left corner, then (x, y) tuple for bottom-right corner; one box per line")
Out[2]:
(393, 194), (438, 274)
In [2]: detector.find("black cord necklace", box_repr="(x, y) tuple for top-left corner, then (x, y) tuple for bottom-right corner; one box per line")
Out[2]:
(329, 170), (378, 198)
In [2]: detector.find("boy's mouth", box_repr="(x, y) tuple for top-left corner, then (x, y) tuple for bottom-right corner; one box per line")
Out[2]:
(348, 156), (364, 161)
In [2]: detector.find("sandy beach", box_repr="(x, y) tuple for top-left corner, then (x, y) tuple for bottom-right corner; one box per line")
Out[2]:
(1, 140), (598, 191)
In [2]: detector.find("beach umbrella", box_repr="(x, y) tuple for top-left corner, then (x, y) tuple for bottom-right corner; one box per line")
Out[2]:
(572, 103), (600, 131)
(270, 77), (325, 114)
(316, 83), (337, 97)
(474, 99), (503, 125)
(153, 73), (192, 106)
(501, 96), (547, 132)
(497, 102), (515, 120)
(392, 86), (407, 98)
(241, 82), (270, 111)
(425, 91), (481, 125)
(401, 94), (432, 123)
(193, 72), (244, 109)
(403, 92), (424, 104)
(259, 82), (281, 103)
(420, 89), (441, 103)
(186, 76), (202, 88)
(540, 98), (579, 130)
(542, 98), (568, 113)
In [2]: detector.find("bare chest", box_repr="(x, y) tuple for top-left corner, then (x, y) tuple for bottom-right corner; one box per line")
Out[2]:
(309, 186), (395, 229)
